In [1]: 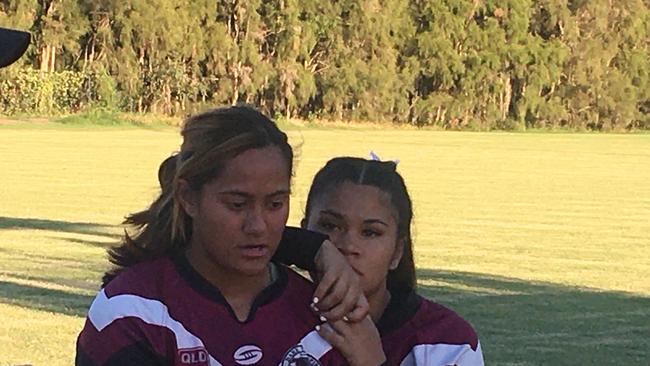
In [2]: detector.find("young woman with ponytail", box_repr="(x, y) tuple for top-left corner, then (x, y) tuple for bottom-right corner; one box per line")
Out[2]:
(76, 106), (366, 366)
(303, 157), (484, 366)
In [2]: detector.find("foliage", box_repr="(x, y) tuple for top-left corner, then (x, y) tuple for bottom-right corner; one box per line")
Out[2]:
(0, 0), (648, 130)
(55, 108), (136, 126)
(0, 69), (88, 114)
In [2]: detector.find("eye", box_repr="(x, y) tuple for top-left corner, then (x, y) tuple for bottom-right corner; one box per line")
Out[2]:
(266, 195), (288, 210)
(226, 201), (247, 210)
(362, 229), (382, 238)
(267, 200), (285, 210)
(317, 220), (339, 232)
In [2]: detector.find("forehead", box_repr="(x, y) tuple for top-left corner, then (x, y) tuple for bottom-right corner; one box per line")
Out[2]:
(312, 182), (397, 221)
(208, 146), (290, 193)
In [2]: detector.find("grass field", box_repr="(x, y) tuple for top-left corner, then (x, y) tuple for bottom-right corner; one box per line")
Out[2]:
(0, 124), (649, 365)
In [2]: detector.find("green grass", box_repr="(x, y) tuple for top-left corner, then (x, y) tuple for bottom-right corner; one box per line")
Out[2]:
(0, 126), (648, 365)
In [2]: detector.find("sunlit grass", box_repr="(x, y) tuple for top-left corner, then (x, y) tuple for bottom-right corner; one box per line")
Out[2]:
(0, 126), (648, 365)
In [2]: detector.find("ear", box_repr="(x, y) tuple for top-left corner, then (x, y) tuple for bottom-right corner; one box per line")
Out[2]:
(389, 237), (406, 270)
(300, 218), (307, 229)
(176, 179), (199, 218)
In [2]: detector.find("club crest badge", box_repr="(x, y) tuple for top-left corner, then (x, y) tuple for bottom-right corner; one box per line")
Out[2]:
(234, 344), (263, 365)
(280, 345), (322, 366)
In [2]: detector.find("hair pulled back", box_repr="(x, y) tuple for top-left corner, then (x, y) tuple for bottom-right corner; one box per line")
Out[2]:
(304, 157), (416, 294)
(103, 106), (292, 285)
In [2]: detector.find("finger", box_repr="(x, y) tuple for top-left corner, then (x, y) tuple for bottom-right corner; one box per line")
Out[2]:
(346, 294), (369, 322)
(321, 299), (349, 321)
(318, 284), (346, 314)
(322, 269), (363, 320)
(316, 275), (346, 312)
(324, 280), (358, 321)
(317, 323), (345, 348)
(326, 319), (353, 337)
(312, 270), (338, 309)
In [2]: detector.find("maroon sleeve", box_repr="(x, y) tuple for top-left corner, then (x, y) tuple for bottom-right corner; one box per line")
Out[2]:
(76, 317), (172, 366)
(273, 227), (329, 271)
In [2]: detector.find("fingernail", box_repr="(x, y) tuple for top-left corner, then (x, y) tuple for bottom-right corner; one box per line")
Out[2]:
(343, 316), (350, 322)
(315, 325), (321, 331)
(313, 297), (319, 304)
(319, 315), (327, 322)
(311, 303), (319, 312)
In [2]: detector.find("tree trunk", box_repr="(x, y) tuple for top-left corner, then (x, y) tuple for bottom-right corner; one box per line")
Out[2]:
(40, 46), (49, 71)
(502, 76), (512, 120)
(49, 45), (56, 71)
(40, 45), (55, 72)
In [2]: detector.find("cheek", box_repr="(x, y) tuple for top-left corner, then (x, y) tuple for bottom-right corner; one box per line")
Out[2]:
(358, 239), (398, 271)
(355, 248), (395, 294)
(199, 203), (234, 225)
(268, 207), (290, 232)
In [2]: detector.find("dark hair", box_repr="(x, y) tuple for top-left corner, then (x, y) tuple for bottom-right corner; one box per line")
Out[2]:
(304, 157), (416, 294)
(103, 105), (293, 285)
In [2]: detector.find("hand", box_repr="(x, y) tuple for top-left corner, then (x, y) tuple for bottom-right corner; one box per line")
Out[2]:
(312, 240), (368, 322)
(318, 316), (386, 366)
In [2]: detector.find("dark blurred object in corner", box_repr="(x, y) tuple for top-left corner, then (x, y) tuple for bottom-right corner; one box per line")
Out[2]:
(0, 27), (31, 68)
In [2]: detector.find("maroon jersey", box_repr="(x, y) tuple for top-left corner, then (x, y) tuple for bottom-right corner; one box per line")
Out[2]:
(76, 255), (338, 366)
(376, 291), (484, 365)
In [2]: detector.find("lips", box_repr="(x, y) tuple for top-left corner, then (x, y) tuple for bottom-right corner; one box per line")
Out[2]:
(238, 244), (269, 258)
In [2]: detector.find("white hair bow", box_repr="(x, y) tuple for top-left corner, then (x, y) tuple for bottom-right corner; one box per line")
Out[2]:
(369, 151), (399, 166)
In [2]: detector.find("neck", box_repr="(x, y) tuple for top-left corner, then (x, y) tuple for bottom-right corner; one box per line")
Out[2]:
(366, 285), (391, 323)
(185, 246), (271, 321)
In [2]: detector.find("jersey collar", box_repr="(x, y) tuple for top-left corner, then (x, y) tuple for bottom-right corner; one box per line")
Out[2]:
(376, 289), (422, 335)
(171, 253), (289, 323)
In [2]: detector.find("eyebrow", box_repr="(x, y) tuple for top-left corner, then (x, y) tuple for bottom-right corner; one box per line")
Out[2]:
(319, 209), (344, 219)
(364, 219), (389, 227)
(319, 209), (389, 227)
(218, 189), (291, 198)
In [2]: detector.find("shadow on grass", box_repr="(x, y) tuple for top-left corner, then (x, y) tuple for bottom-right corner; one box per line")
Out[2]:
(0, 280), (94, 317)
(0, 216), (121, 239)
(5, 272), (101, 293)
(62, 237), (119, 248)
(416, 269), (650, 365)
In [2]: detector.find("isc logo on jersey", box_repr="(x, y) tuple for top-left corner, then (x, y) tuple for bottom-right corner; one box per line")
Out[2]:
(234, 344), (263, 365)
(178, 347), (209, 365)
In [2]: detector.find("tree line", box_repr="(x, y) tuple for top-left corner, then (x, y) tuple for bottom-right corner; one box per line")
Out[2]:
(1, 0), (648, 130)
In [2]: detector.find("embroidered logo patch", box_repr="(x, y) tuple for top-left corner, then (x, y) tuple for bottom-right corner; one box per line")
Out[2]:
(280, 345), (322, 366)
(234, 344), (263, 365)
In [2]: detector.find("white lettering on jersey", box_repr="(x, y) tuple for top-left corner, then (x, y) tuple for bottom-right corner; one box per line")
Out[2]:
(179, 348), (209, 364)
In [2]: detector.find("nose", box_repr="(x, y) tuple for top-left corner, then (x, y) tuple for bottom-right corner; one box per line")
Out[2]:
(332, 231), (358, 256)
(243, 207), (266, 236)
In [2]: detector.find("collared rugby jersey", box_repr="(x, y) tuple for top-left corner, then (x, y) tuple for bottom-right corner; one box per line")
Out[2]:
(76, 254), (339, 366)
(375, 290), (484, 366)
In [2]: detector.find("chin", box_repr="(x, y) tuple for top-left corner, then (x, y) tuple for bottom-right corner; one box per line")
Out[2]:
(238, 262), (272, 277)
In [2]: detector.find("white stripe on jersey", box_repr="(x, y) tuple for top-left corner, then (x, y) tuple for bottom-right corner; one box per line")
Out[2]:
(298, 330), (333, 358)
(88, 289), (224, 366)
(400, 342), (484, 366)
